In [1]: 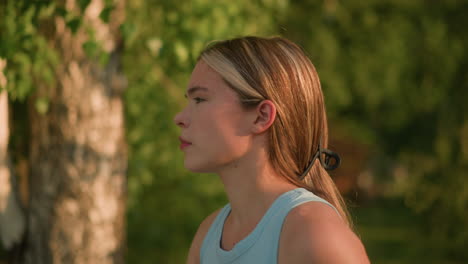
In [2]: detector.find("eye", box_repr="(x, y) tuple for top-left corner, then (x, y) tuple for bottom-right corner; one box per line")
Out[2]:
(194, 97), (206, 104)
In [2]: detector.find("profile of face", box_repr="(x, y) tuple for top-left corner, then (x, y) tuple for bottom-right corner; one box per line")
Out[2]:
(174, 61), (258, 173)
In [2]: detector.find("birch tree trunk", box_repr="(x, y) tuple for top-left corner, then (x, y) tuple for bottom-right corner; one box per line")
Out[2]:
(21, 0), (127, 263)
(0, 60), (26, 253)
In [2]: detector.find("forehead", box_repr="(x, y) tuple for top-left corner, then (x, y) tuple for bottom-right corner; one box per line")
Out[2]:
(187, 61), (226, 94)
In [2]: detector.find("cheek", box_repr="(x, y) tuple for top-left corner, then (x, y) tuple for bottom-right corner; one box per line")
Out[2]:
(208, 105), (250, 145)
(197, 101), (249, 138)
(186, 106), (252, 171)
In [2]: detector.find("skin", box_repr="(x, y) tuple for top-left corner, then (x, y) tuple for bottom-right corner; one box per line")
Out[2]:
(175, 61), (370, 264)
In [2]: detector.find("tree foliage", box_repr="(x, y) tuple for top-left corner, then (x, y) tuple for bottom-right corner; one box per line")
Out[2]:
(280, 0), (468, 260)
(0, 1), (58, 101)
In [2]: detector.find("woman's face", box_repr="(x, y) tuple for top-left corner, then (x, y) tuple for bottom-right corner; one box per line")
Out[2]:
(174, 61), (254, 173)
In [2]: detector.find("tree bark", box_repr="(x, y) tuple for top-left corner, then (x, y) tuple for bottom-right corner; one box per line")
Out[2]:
(22, 0), (127, 263)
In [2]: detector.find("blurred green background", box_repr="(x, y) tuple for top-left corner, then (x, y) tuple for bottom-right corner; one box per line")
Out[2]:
(2, 0), (468, 263)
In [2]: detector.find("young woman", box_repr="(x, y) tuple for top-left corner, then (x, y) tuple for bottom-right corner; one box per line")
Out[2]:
(174, 36), (370, 264)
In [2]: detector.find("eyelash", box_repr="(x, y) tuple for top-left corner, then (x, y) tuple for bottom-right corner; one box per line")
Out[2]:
(194, 97), (205, 104)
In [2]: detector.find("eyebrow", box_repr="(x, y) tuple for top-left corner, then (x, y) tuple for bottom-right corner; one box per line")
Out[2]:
(184, 85), (209, 98)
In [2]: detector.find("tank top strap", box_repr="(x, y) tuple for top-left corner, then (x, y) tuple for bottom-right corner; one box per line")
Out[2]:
(254, 188), (340, 263)
(200, 203), (231, 261)
(283, 188), (340, 217)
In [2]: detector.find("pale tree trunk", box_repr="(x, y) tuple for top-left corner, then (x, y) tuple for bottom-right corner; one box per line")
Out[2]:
(21, 0), (127, 263)
(0, 60), (26, 252)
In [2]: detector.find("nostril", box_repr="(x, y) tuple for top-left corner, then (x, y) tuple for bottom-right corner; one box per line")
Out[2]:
(174, 112), (187, 128)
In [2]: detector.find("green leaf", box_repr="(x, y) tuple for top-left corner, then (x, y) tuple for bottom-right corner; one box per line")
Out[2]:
(66, 17), (82, 34)
(99, 52), (110, 66)
(38, 2), (57, 19)
(120, 22), (136, 46)
(78, 0), (92, 12)
(55, 7), (68, 18)
(99, 5), (115, 23)
(35, 97), (49, 115)
(82, 40), (99, 58)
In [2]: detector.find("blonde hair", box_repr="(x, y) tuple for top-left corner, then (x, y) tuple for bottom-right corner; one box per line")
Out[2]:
(199, 36), (351, 226)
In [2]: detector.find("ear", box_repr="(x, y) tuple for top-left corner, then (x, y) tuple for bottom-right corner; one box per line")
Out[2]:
(251, 100), (276, 134)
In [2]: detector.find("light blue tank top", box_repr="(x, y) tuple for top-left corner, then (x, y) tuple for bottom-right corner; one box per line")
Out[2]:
(200, 188), (339, 264)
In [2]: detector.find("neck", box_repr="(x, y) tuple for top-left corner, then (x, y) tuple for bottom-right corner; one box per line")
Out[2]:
(216, 146), (297, 228)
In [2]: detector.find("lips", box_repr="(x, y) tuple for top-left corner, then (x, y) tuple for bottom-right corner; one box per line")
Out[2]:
(179, 136), (192, 150)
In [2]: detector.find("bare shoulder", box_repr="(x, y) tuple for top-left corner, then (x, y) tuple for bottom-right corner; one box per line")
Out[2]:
(278, 202), (370, 264)
(186, 208), (222, 264)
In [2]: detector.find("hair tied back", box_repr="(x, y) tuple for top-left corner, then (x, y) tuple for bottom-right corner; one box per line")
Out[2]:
(299, 140), (341, 180)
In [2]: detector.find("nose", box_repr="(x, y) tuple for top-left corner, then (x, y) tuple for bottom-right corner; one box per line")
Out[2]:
(174, 109), (188, 128)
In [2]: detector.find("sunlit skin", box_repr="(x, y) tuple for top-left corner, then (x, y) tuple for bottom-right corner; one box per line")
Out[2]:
(174, 61), (255, 174)
(175, 61), (370, 264)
